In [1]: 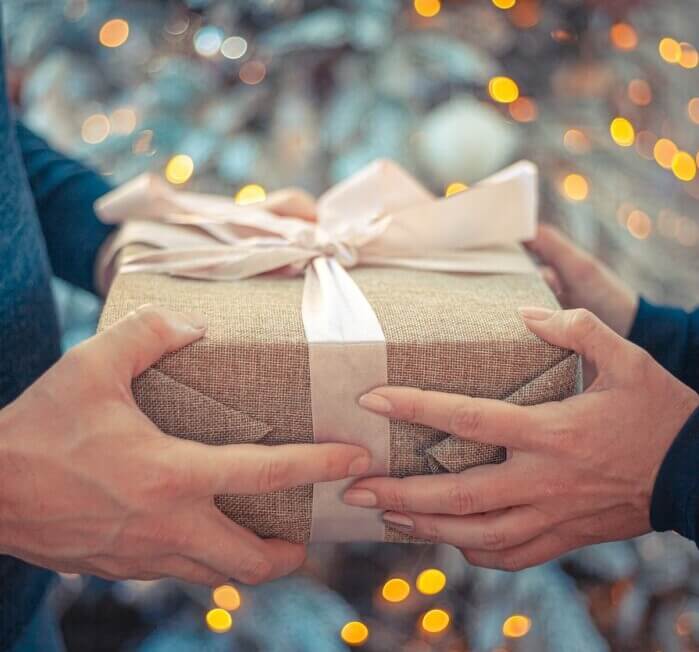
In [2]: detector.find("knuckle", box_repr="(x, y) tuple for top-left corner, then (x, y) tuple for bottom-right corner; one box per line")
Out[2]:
(421, 520), (444, 543)
(569, 309), (597, 341)
(237, 556), (273, 585)
(257, 457), (289, 493)
(404, 392), (425, 422)
(482, 528), (508, 551)
(446, 483), (478, 515)
(449, 404), (483, 438)
(381, 485), (408, 512)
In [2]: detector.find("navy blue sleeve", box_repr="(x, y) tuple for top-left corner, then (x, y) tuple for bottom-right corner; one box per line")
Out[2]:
(16, 122), (114, 294)
(629, 299), (699, 543)
(628, 297), (699, 393)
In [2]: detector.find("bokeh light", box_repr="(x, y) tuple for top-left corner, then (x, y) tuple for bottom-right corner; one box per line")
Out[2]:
(679, 42), (699, 69)
(503, 614), (532, 638)
(627, 79), (652, 106)
(221, 36), (248, 60)
(110, 107), (137, 135)
(206, 608), (233, 634)
(562, 173), (589, 201)
(672, 151), (697, 182)
(340, 621), (369, 646)
(235, 183), (267, 204)
(627, 209), (652, 239)
(563, 128), (591, 154)
(212, 585), (241, 611)
(654, 138), (678, 169)
(635, 130), (657, 160)
(659, 37), (681, 63)
(609, 23), (638, 51)
(421, 609), (450, 634)
(445, 182), (468, 197)
(688, 98), (699, 124)
(492, 0), (516, 9)
(382, 578), (411, 603)
(240, 60), (267, 85)
(165, 154), (194, 184)
(81, 114), (110, 144)
(194, 26), (224, 57)
(610, 117), (635, 147)
(414, 0), (441, 18)
(508, 96), (538, 122)
(99, 18), (129, 48)
(488, 76), (519, 103)
(416, 569), (447, 595)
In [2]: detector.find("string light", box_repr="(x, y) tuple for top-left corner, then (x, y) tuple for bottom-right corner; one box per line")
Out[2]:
(488, 76), (519, 103)
(416, 569), (447, 595)
(81, 114), (110, 144)
(659, 37), (681, 63)
(653, 138), (678, 169)
(503, 614), (532, 638)
(562, 173), (589, 201)
(414, 0), (441, 18)
(421, 609), (450, 634)
(445, 182), (468, 197)
(235, 184), (267, 204)
(99, 18), (129, 48)
(508, 96), (538, 122)
(609, 23), (638, 51)
(609, 117), (635, 147)
(212, 585), (241, 611)
(340, 621), (369, 646)
(671, 151), (697, 181)
(679, 42), (699, 69)
(626, 209), (652, 239)
(165, 154), (194, 184)
(492, 0), (516, 9)
(206, 608), (233, 634)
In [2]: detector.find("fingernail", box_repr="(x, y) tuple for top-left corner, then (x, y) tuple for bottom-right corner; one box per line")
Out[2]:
(348, 456), (372, 477)
(518, 306), (555, 321)
(343, 489), (377, 507)
(358, 393), (392, 414)
(383, 512), (414, 531)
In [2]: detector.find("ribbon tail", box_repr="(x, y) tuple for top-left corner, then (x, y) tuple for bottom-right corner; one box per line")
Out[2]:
(302, 258), (389, 542)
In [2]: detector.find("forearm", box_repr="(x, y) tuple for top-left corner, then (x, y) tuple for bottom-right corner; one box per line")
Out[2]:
(17, 122), (114, 294)
(628, 298), (699, 392)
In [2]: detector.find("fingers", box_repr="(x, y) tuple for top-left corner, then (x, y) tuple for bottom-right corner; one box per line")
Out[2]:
(381, 506), (549, 551)
(261, 188), (317, 221)
(462, 531), (573, 571)
(178, 507), (305, 585)
(344, 463), (535, 515)
(526, 224), (597, 287)
(518, 307), (625, 370)
(539, 266), (563, 298)
(168, 441), (371, 497)
(82, 305), (206, 381)
(358, 387), (549, 449)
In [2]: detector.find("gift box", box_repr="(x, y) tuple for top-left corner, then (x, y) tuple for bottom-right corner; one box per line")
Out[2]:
(97, 160), (580, 543)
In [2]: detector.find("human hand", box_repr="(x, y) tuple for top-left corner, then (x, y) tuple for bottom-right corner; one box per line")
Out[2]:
(343, 307), (699, 571)
(527, 224), (638, 338)
(0, 306), (369, 585)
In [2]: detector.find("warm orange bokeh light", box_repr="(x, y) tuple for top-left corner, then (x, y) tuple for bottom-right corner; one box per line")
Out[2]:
(503, 614), (532, 638)
(562, 173), (589, 201)
(340, 621), (369, 646)
(508, 96), (538, 122)
(628, 79), (652, 106)
(658, 37), (681, 63)
(421, 609), (450, 634)
(99, 18), (129, 48)
(626, 210), (652, 239)
(414, 0), (441, 18)
(654, 138), (678, 169)
(382, 578), (411, 603)
(610, 23), (638, 51)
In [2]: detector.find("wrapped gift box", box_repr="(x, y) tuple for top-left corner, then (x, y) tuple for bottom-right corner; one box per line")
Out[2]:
(97, 159), (579, 543)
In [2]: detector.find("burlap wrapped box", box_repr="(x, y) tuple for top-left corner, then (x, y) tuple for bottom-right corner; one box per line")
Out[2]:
(99, 262), (579, 543)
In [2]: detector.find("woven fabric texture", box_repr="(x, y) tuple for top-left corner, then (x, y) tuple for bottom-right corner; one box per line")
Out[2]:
(99, 262), (578, 543)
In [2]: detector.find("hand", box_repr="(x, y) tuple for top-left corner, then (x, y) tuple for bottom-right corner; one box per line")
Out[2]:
(343, 307), (699, 571)
(527, 224), (638, 338)
(0, 306), (369, 585)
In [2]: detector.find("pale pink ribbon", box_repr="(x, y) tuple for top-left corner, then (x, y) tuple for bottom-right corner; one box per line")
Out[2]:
(96, 158), (538, 542)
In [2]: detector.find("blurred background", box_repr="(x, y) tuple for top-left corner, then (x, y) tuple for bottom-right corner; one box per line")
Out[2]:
(3, 0), (699, 650)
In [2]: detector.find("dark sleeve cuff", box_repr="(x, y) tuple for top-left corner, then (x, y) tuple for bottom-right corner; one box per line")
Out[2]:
(650, 406), (699, 543)
(628, 298), (690, 381)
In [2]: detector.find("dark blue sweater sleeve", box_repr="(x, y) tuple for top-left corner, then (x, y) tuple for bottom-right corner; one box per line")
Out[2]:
(629, 299), (699, 542)
(16, 122), (114, 294)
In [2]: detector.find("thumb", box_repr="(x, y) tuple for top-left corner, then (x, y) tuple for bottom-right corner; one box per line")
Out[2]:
(518, 306), (624, 370)
(89, 305), (206, 380)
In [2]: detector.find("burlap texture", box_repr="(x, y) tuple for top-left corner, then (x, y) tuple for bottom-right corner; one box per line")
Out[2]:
(99, 261), (579, 543)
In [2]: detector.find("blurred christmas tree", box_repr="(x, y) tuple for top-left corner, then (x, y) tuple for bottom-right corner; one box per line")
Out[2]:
(3, 0), (699, 650)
